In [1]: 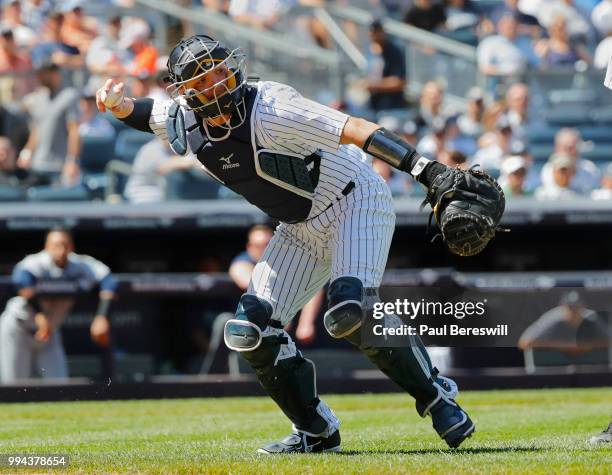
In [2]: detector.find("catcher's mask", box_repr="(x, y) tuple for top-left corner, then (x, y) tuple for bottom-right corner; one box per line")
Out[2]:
(166, 35), (247, 131)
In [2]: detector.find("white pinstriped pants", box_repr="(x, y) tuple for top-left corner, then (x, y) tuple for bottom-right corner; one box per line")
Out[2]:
(249, 177), (395, 325)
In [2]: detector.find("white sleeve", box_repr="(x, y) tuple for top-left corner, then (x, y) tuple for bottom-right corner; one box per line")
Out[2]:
(605, 55), (612, 90)
(256, 83), (349, 154)
(148, 99), (173, 142)
(78, 255), (111, 282)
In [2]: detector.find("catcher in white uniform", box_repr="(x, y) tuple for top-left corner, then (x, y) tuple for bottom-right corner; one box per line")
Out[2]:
(97, 34), (504, 453)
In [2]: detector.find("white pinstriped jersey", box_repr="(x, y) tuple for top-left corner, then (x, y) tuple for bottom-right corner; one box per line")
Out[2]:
(605, 55), (612, 90)
(147, 80), (395, 325)
(148, 81), (382, 219)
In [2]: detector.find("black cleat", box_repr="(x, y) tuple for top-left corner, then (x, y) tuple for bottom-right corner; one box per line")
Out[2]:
(430, 400), (476, 449)
(589, 421), (612, 445)
(257, 429), (341, 454)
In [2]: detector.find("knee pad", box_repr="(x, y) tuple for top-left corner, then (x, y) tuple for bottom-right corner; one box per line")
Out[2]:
(324, 277), (363, 338)
(224, 294), (273, 352)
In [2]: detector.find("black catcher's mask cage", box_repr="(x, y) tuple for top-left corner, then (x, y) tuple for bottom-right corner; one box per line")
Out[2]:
(166, 35), (248, 130)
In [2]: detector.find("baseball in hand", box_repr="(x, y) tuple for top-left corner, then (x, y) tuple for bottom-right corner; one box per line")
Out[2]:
(100, 84), (124, 109)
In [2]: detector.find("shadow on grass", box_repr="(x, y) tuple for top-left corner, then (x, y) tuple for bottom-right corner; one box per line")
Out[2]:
(338, 447), (543, 456)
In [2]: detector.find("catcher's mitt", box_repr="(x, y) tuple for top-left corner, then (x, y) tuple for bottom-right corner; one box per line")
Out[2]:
(423, 166), (506, 257)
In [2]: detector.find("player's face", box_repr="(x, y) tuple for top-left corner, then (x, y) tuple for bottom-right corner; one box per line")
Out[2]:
(181, 63), (233, 124)
(183, 64), (230, 102)
(45, 232), (74, 268)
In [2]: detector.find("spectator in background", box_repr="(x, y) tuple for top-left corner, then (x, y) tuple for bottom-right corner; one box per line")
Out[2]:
(201, 0), (231, 13)
(482, 99), (507, 132)
(78, 86), (115, 140)
(0, 27), (33, 101)
(404, 0), (446, 32)
(19, 60), (81, 187)
(540, 128), (600, 194)
(0, 136), (29, 188)
(472, 116), (516, 172)
(418, 116), (476, 160)
(438, 149), (468, 169)
(0, 101), (29, 155)
(86, 15), (127, 78)
(372, 158), (411, 196)
(592, 1), (612, 70)
(443, 0), (479, 33)
(477, 15), (528, 81)
(486, 0), (541, 38)
(417, 116), (449, 160)
(125, 65), (171, 103)
(229, 224), (274, 292)
(591, 163), (612, 200)
(59, 0), (98, 53)
(21, 0), (55, 32)
(535, 153), (580, 200)
(0, 228), (116, 383)
(228, 0), (288, 30)
(30, 13), (84, 70)
(1, 0), (36, 47)
(120, 20), (158, 77)
(124, 139), (201, 204)
(365, 20), (407, 111)
(457, 86), (485, 138)
(505, 83), (536, 147)
(592, 0), (612, 38)
(534, 15), (591, 67)
(498, 155), (532, 197)
(415, 80), (452, 129)
(537, 0), (594, 45)
(127, 72), (155, 98)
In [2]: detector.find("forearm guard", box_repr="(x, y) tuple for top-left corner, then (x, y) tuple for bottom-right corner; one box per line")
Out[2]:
(363, 127), (444, 186)
(119, 98), (154, 133)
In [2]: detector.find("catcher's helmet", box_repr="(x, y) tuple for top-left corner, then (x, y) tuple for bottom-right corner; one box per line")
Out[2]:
(166, 35), (247, 130)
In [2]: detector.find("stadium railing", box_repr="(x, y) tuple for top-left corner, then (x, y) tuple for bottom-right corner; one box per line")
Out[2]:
(134, 0), (352, 103)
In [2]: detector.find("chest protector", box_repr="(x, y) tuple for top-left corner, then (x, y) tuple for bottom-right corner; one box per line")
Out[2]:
(166, 85), (321, 223)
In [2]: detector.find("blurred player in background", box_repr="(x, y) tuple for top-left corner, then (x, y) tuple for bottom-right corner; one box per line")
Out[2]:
(0, 228), (116, 383)
(590, 55), (612, 445)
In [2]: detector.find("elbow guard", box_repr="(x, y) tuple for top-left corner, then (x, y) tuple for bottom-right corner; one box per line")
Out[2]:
(363, 127), (443, 185)
(120, 98), (154, 133)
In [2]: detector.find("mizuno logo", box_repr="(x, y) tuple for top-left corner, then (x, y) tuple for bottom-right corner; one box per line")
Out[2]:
(219, 154), (234, 164)
(220, 153), (240, 170)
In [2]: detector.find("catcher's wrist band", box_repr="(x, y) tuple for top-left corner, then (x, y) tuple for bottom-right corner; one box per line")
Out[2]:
(119, 97), (154, 133)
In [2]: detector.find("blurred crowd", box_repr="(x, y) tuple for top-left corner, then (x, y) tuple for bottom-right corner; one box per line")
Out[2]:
(0, 0), (611, 203)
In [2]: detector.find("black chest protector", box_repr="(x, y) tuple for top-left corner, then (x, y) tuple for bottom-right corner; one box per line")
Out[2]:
(166, 85), (321, 223)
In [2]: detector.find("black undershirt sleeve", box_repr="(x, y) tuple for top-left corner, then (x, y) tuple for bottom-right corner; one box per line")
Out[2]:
(119, 98), (154, 133)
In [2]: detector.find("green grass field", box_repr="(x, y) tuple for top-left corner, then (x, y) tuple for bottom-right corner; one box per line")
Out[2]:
(0, 388), (610, 474)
